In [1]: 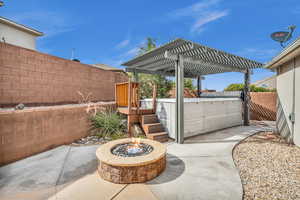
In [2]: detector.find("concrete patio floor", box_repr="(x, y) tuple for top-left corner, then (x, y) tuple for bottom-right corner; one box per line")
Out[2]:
(0, 123), (274, 200)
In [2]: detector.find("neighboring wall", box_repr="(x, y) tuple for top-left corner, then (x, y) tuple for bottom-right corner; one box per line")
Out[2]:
(0, 43), (128, 107)
(200, 91), (277, 121)
(168, 90), (277, 121)
(0, 43), (128, 165)
(277, 55), (300, 145)
(250, 92), (276, 121)
(0, 102), (115, 165)
(0, 23), (37, 50)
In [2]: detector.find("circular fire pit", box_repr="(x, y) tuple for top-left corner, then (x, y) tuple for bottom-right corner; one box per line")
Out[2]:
(96, 138), (166, 184)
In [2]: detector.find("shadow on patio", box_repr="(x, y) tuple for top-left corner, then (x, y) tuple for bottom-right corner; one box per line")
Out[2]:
(147, 154), (185, 185)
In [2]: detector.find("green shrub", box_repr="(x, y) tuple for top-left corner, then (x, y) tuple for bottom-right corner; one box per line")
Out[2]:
(224, 83), (276, 92)
(224, 83), (244, 91)
(90, 110), (126, 138)
(136, 73), (173, 99)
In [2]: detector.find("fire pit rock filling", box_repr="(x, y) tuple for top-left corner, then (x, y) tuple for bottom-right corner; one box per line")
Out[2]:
(96, 138), (166, 184)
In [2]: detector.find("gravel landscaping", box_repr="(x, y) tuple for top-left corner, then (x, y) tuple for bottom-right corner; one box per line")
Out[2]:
(233, 131), (300, 200)
(71, 124), (145, 146)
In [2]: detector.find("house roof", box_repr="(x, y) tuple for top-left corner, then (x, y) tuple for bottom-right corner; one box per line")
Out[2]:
(92, 63), (125, 72)
(265, 36), (300, 69)
(122, 38), (263, 78)
(0, 16), (43, 36)
(253, 75), (276, 85)
(252, 75), (276, 89)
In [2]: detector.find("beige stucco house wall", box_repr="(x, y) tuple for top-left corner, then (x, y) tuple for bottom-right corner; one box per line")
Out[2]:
(0, 17), (43, 50)
(266, 37), (300, 147)
(252, 75), (276, 89)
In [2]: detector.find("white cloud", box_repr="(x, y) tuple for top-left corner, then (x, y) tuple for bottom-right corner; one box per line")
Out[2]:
(120, 39), (146, 57)
(8, 11), (78, 38)
(171, 0), (221, 17)
(169, 0), (229, 33)
(98, 45), (140, 68)
(191, 10), (229, 33)
(116, 39), (130, 49)
(103, 40), (144, 68)
(123, 47), (139, 57)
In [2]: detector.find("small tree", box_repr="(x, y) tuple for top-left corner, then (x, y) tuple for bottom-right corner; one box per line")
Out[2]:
(132, 37), (173, 99)
(171, 78), (196, 90)
(138, 37), (156, 54)
(184, 78), (196, 90)
(138, 73), (173, 99)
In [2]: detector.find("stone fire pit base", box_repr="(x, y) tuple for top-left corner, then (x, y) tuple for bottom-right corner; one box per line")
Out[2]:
(96, 138), (166, 184)
(98, 155), (166, 184)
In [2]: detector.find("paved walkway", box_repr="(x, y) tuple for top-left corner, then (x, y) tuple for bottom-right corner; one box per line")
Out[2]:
(0, 123), (274, 200)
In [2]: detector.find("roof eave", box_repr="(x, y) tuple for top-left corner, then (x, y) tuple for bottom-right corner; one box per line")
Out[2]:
(265, 36), (300, 69)
(0, 16), (43, 36)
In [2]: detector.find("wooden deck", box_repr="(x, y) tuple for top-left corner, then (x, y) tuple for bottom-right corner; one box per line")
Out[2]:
(115, 82), (168, 142)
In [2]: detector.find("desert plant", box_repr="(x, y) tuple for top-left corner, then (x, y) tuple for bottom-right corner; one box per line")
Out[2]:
(77, 91), (92, 104)
(90, 109), (126, 138)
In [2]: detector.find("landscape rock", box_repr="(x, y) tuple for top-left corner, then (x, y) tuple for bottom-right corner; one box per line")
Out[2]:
(233, 131), (300, 200)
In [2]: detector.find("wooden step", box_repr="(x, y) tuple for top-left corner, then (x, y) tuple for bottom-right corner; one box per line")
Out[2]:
(146, 132), (168, 142)
(142, 114), (159, 125)
(139, 109), (155, 115)
(143, 123), (164, 134)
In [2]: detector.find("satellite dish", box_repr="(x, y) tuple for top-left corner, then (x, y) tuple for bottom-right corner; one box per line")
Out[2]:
(271, 25), (296, 47)
(271, 32), (291, 42)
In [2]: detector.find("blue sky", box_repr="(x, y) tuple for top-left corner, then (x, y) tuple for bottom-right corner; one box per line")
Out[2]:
(2, 0), (300, 90)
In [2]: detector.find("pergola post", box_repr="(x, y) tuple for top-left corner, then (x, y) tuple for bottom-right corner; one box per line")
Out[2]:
(127, 80), (132, 137)
(197, 75), (202, 97)
(175, 55), (184, 144)
(243, 68), (250, 126)
(133, 70), (139, 82)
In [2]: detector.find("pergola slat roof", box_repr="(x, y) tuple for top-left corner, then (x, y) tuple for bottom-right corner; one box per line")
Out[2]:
(122, 38), (263, 77)
(122, 38), (263, 144)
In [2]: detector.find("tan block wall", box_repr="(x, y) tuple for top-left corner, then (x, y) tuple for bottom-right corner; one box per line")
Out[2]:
(0, 43), (128, 107)
(0, 102), (115, 166)
(250, 92), (277, 112)
(250, 92), (277, 121)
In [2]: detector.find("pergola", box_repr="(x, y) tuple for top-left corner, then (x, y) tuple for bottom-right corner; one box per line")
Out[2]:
(122, 38), (263, 143)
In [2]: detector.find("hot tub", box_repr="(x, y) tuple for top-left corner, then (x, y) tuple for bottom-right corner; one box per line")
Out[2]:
(141, 98), (243, 139)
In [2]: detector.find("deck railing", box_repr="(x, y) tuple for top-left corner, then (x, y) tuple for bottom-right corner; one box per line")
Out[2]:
(115, 82), (139, 108)
(115, 81), (157, 114)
